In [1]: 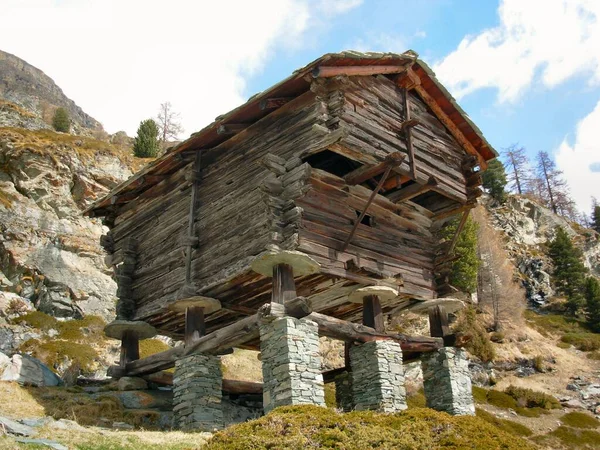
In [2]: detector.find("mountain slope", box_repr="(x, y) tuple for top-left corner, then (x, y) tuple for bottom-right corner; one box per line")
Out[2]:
(0, 49), (101, 131)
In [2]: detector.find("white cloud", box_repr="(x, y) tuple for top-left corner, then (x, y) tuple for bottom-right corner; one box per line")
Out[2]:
(434, 0), (600, 103)
(555, 101), (600, 214)
(0, 0), (359, 136)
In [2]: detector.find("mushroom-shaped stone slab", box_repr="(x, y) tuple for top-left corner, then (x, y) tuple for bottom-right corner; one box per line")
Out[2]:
(348, 285), (399, 304)
(251, 250), (320, 277)
(104, 320), (157, 340)
(169, 284), (222, 314)
(405, 298), (465, 315)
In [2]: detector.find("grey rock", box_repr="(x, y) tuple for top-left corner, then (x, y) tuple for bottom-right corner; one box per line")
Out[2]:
(49, 419), (88, 432)
(36, 283), (83, 319)
(563, 399), (586, 409)
(112, 422), (135, 430)
(0, 416), (37, 436)
(567, 383), (580, 391)
(117, 376), (148, 391)
(0, 354), (62, 386)
(19, 417), (56, 428)
(16, 439), (67, 450)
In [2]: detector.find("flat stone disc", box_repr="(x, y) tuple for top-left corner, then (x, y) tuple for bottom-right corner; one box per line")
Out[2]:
(250, 250), (320, 277)
(406, 298), (465, 315)
(168, 297), (222, 314)
(348, 285), (399, 303)
(104, 320), (157, 340)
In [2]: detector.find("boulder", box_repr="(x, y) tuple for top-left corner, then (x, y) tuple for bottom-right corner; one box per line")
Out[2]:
(117, 377), (148, 391)
(0, 354), (62, 386)
(93, 390), (172, 411)
(36, 283), (83, 319)
(0, 416), (36, 436)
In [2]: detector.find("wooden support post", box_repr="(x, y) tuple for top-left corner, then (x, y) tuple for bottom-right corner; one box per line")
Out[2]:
(120, 330), (140, 367)
(185, 306), (206, 347)
(402, 87), (417, 180)
(184, 152), (202, 284)
(272, 263), (296, 304)
(445, 210), (470, 257)
(362, 295), (385, 332)
(428, 305), (450, 338)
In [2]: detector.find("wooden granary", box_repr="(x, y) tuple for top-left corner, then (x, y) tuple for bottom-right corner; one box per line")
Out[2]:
(86, 51), (496, 425)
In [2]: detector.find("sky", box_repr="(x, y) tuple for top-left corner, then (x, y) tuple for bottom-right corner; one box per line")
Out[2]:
(1, 0), (599, 215)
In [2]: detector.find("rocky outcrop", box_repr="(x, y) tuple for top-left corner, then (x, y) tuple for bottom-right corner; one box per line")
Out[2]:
(0, 49), (101, 131)
(486, 195), (600, 305)
(0, 128), (139, 321)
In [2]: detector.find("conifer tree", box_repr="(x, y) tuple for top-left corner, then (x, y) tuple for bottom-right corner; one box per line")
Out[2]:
(441, 215), (479, 293)
(548, 227), (588, 314)
(52, 107), (70, 132)
(133, 119), (160, 158)
(584, 277), (600, 332)
(482, 158), (508, 203)
(502, 144), (529, 194)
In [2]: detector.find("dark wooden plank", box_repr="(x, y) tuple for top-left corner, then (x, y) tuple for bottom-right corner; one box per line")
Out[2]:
(185, 306), (206, 347)
(272, 263), (296, 304)
(120, 331), (140, 367)
(428, 305), (450, 337)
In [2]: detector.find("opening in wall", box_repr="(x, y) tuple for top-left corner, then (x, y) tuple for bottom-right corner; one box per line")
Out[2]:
(303, 150), (361, 177)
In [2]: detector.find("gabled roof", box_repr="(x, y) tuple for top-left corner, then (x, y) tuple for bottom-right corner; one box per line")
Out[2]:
(86, 50), (497, 216)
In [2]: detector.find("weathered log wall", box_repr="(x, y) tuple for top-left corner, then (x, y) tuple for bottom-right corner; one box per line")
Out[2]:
(103, 74), (479, 335)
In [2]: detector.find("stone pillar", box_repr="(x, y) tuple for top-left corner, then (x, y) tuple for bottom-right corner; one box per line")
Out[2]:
(173, 354), (224, 431)
(259, 317), (325, 413)
(334, 371), (354, 412)
(350, 340), (406, 412)
(421, 347), (475, 416)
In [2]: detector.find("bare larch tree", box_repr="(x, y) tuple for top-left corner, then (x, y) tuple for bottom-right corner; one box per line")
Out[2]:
(156, 102), (184, 144)
(535, 151), (576, 217)
(502, 144), (529, 194)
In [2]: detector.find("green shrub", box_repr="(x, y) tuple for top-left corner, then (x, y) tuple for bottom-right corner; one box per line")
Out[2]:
(587, 351), (600, 360)
(475, 408), (533, 438)
(561, 333), (600, 351)
(560, 412), (600, 429)
(20, 339), (98, 373)
(472, 386), (488, 403)
(439, 216), (479, 293)
(486, 390), (517, 409)
(207, 405), (535, 449)
(549, 426), (600, 448)
(52, 107), (70, 132)
(523, 310), (588, 336)
(533, 355), (544, 372)
(453, 307), (495, 362)
(12, 311), (58, 331)
(406, 390), (426, 409)
(504, 385), (560, 410)
(324, 383), (336, 408)
(557, 341), (572, 349)
(515, 407), (548, 418)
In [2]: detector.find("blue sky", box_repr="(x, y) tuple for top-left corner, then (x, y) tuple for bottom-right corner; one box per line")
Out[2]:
(1, 0), (599, 214)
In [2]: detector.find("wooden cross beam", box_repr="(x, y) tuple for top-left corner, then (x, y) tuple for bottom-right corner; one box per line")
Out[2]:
(217, 124), (248, 136)
(343, 152), (405, 186)
(312, 64), (410, 78)
(259, 97), (293, 111)
(387, 176), (438, 203)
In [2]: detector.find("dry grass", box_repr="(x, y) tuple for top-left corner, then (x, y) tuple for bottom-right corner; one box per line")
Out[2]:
(221, 349), (262, 382)
(0, 99), (36, 118)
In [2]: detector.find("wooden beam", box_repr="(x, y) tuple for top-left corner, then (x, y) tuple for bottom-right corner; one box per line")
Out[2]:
(312, 64), (409, 78)
(400, 118), (420, 133)
(396, 68), (421, 90)
(119, 330), (140, 367)
(363, 295), (384, 332)
(341, 164), (394, 252)
(217, 124), (248, 135)
(185, 152), (202, 284)
(259, 97), (293, 110)
(446, 209), (470, 256)
(344, 152), (405, 186)
(387, 176), (438, 203)
(414, 83), (487, 170)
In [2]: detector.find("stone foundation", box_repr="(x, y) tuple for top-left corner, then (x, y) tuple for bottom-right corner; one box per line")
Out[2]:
(421, 347), (475, 416)
(350, 340), (406, 412)
(334, 371), (354, 412)
(259, 317), (325, 413)
(173, 354), (224, 431)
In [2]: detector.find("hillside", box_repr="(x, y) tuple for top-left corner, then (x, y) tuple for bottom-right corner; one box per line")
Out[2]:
(0, 49), (101, 133)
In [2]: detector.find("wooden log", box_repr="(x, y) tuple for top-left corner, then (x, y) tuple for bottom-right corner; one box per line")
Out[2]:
(343, 152), (405, 185)
(312, 64), (409, 78)
(403, 87), (417, 180)
(387, 176), (438, 203)
(272, 263), (296, 304)
(185, 153), (202, 284)
(185, 306), (206, 347)
(445, 209), (470, 256)
(363, 295), (384, 332)
(396, 69), (421, 90)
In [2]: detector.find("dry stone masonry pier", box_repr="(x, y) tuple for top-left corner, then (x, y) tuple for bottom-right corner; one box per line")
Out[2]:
(90, 51), (495, 429)
(350, 340), (406, 412)
(173, 354), (224, 431)
(259, 317), (325, 413)
(422, 347), (475, 416)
